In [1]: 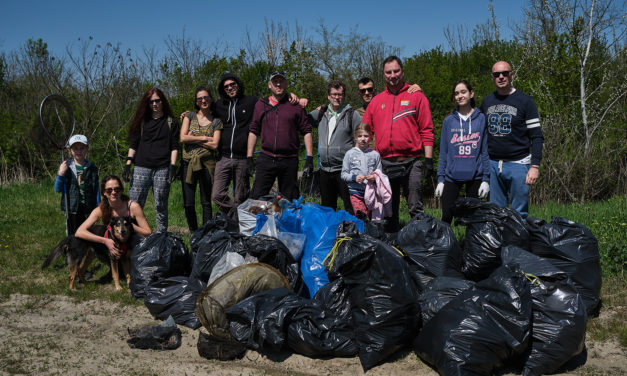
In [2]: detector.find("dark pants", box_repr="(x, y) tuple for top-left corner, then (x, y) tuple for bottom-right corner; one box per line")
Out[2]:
(181, 161), (213, 232)
(212, 157), (249, 220)
(250, 153), (299, 201)
(67, 206), (87, 235)
(319, 170), (353, 214)
(381, 157), (424, 232)
(440, 180), (482, 224)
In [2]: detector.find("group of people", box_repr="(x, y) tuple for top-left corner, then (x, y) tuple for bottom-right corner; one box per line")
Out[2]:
(54, 56), (544, 261)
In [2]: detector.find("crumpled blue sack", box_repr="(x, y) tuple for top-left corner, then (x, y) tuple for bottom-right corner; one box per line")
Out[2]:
(277, 197), (363, 297)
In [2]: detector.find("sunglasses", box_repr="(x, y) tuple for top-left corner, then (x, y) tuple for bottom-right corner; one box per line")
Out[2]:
(196, 96), (211, 103)
(224, 82), (238, 89)
(492, 71), (511, 78)
(149, 98), (162, 104)
(359, 87), (375, 94)
(104, 187), (123, 194)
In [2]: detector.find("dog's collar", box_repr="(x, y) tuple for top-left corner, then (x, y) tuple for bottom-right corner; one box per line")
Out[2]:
(105, 225), (128, 256)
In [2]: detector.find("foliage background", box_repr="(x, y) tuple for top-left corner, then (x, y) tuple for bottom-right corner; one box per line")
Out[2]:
(0, 0), (625, 204)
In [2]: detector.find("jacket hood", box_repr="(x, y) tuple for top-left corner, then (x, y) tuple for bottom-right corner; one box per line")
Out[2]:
(218, 73), (245, 100)
(450, 108), (482, 139)
(325, 103), (353, 117)
(68, 158), (92, 178)
(451, 107), (481, 121)
(337, 103), (353, 113)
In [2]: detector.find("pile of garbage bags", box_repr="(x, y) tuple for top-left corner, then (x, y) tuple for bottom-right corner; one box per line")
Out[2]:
(127, 197), (600, 374)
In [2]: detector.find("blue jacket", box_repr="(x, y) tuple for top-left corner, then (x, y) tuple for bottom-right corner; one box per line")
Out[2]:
(54, 158), (100, 213)
(437, 108), (489, 183)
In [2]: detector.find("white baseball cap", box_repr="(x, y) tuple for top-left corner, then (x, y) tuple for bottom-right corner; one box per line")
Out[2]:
(67, 134), (88, 147)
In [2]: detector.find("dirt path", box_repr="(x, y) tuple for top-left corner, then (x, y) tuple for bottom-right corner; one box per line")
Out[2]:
(0, 293), (624, 375)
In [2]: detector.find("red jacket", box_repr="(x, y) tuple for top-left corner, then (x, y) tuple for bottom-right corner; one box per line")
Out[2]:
(362, 83), (434, 159)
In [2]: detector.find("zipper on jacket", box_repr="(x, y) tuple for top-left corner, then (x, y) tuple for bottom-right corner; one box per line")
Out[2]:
(229, 98), (238, 159)
(324, 112), (330, 166)
(273, 102), (278, 154)
(390, 93), (396, 154)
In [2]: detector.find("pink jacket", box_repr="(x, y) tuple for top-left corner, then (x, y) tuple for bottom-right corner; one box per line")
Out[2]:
(364, 169), (392, 220)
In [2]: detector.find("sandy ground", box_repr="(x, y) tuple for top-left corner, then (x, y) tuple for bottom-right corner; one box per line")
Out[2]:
(0, 293), (625, 376)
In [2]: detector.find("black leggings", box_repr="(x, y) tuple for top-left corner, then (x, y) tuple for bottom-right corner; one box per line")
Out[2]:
(181, 162), (213, 232)
(441, 180), (482, 224)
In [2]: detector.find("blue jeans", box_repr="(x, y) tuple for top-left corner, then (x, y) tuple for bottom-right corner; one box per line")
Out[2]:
(489, 160), (530, 218)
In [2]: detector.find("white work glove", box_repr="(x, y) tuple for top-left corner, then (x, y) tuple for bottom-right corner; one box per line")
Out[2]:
(478, 181), (490, 198)
(434, 182), (444, 198)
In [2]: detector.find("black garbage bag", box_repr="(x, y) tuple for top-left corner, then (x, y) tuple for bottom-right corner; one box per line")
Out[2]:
(195, 263), (291, 360)
(311, 277), (353, 322)
(189, 213), (240, 258)
(397, 212), (465, 292)
(414, 266), (532, 376)
(245, 234), (306, 296)
(130, 232), (192, 299)
(355, 211), (398, 246)
(418, 276), (475, 326)
(502, 246), (588, 375)
(526, 216), (601, 315)
(453, 197), (530, 281)
(143, 276), (205, 329)
(286, 278), (357, 357)
(127, 316), (182, 350)
(326, 221), (421, 372)
(197, 329), (246, 361)
(189, 230), (248, 285)
(227, 288), (308, 352)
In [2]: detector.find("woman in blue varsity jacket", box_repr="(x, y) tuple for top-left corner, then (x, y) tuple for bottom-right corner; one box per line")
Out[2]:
(435, 80), (490, 224)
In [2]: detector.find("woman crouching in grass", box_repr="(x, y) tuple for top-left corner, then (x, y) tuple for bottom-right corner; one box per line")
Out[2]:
(76, 175), (151, 266)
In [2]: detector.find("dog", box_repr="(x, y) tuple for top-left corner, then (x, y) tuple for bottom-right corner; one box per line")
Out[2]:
(43, 216), (134, 291)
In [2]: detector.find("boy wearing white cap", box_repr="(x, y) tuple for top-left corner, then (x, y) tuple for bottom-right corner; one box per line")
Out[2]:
(54, 135), (100, 234)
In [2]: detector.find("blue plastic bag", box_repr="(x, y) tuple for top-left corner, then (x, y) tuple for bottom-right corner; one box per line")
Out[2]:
(276, 197), (304, 233)
(278, 198), (363, 297)
(251, 213), (268, 235)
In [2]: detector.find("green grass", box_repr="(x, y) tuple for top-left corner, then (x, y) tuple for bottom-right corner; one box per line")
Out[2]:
(398, 196), (627, 278)
(528, 197), (627, 277)
(1, 180), (625, 347)
(0, 179), (199, 303)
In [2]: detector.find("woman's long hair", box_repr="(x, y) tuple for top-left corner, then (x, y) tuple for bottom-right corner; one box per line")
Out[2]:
(99, 175), (129, 226)
(450, 80), (476, 110)
(129, 88), (174, 138)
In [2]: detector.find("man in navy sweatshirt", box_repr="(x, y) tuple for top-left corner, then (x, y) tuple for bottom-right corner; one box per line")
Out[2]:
(480, 61), (544, 218)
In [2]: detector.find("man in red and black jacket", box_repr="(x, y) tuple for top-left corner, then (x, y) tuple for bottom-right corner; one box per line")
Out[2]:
(247, 71), (314, 200)
(362, 55), (434, 232)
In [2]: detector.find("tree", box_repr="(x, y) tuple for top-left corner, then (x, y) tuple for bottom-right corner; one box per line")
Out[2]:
(518, 0), (627, 200)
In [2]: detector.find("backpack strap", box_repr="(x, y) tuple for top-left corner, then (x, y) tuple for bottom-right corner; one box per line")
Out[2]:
(258, 100), (281, 125)
(346, 107), (354, 129)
